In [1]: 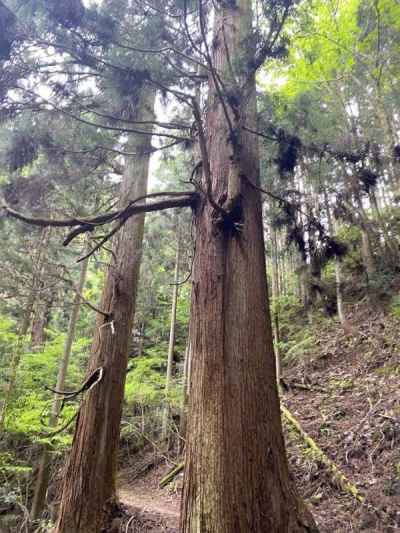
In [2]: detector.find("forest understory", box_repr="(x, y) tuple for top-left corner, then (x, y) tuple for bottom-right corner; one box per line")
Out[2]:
(1, 0), (400, 531)
(97, 297), (400, 533)
(1, 269), (400, 533)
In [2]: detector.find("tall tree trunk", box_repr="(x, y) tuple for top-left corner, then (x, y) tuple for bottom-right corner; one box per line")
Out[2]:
(374, 91), (399, 191)
(30, 252), (90, 522)
(368, 188), (399, 263)
(179, 339), (192, 455)
(161, 233), (180, 441)
(181, 2), (317, 531)
(323, 186), (346, 326)
(270, 224), (281, 383)
(31, 228), (53, 349)
(55, 88), (156, 533)
(351, 192), (376, 279)
(360, 226), (376, 279)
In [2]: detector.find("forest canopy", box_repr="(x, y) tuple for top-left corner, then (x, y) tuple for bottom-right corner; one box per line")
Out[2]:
(0, 0), (399, 532)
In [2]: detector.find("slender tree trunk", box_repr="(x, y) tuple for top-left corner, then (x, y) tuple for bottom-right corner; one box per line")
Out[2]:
(30, 253), (90, 522)
(138, 322), (145, 357)
(0, 335), (26, 432)
(178, 339), (191, 455)
(0, 228), (51, 431)
(181, 2), (317, 531)
(334, 261), (345, 323)
(31, 296), (52, 349)
(31, 228), (53, 349)
(360, 226), (376, 279)
(369, 188), (399, 263)
(374, 91), (399, 191)
(270, 224), (281, 383)
(278, 236), (288, 296)
(351, 192), (376, 279)
(55, 88), (156, 533)
(323, 186), (346, 326)
(298, 257), (307, 307)
(161, 234), (180, 441)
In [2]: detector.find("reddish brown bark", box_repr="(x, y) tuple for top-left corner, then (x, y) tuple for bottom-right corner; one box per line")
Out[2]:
(55, 88), (156, 533)
(181, 1), (317, 531)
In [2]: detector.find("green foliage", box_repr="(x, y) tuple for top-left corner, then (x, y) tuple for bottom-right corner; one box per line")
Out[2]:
(271, 294), (318, 363)
(125, 349), (166, 406)
(390, 295), (400, 318)
(284, 332), (316, 363)
(3, 331), (89, 446)
(125, 346), (182, 409)
(0, 315), (18, 355)
(329, 377), (354, 392)
(265, 0), (361, 100)
(0, 452), (31, 476)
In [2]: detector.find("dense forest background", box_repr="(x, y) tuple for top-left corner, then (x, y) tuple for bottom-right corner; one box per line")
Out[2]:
(0, 0), (399, 531)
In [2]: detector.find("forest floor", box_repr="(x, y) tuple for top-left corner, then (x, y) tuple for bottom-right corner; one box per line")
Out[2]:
(284, 300), (400, 532)
(116, 301), (400, 532)
(115, 462), (180, 532)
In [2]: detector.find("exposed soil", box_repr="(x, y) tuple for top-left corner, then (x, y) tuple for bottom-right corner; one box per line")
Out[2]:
(116, 461), (180, 532)
(117, 304), (400, 532)
(284, 304), (400, 532)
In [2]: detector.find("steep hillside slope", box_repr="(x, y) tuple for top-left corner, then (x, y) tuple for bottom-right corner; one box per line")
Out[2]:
(283, 303), (400, 531)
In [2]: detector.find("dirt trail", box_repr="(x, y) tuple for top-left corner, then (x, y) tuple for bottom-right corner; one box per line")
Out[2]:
(118, 486), (180, 528)
(117, 463), (181, 531)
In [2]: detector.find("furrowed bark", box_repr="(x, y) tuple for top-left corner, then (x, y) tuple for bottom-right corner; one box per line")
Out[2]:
(55, 87), (156, 533)
(181, 1), (317, 531)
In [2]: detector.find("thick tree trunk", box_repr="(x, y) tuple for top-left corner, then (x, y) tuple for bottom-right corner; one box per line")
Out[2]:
(31, 253), (90, 522)
(55, 88), (156, 533)
(181, 2), (317, 531)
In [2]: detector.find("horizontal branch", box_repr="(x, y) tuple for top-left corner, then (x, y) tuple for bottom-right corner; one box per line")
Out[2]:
(2, 191), (197, 246)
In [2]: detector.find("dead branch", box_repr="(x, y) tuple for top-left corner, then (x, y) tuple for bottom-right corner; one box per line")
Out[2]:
(159, 462), (184, 488)
(282, 404), (365, 503)
(2, 191), (197, 245)
(45, 367), (104, 400)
